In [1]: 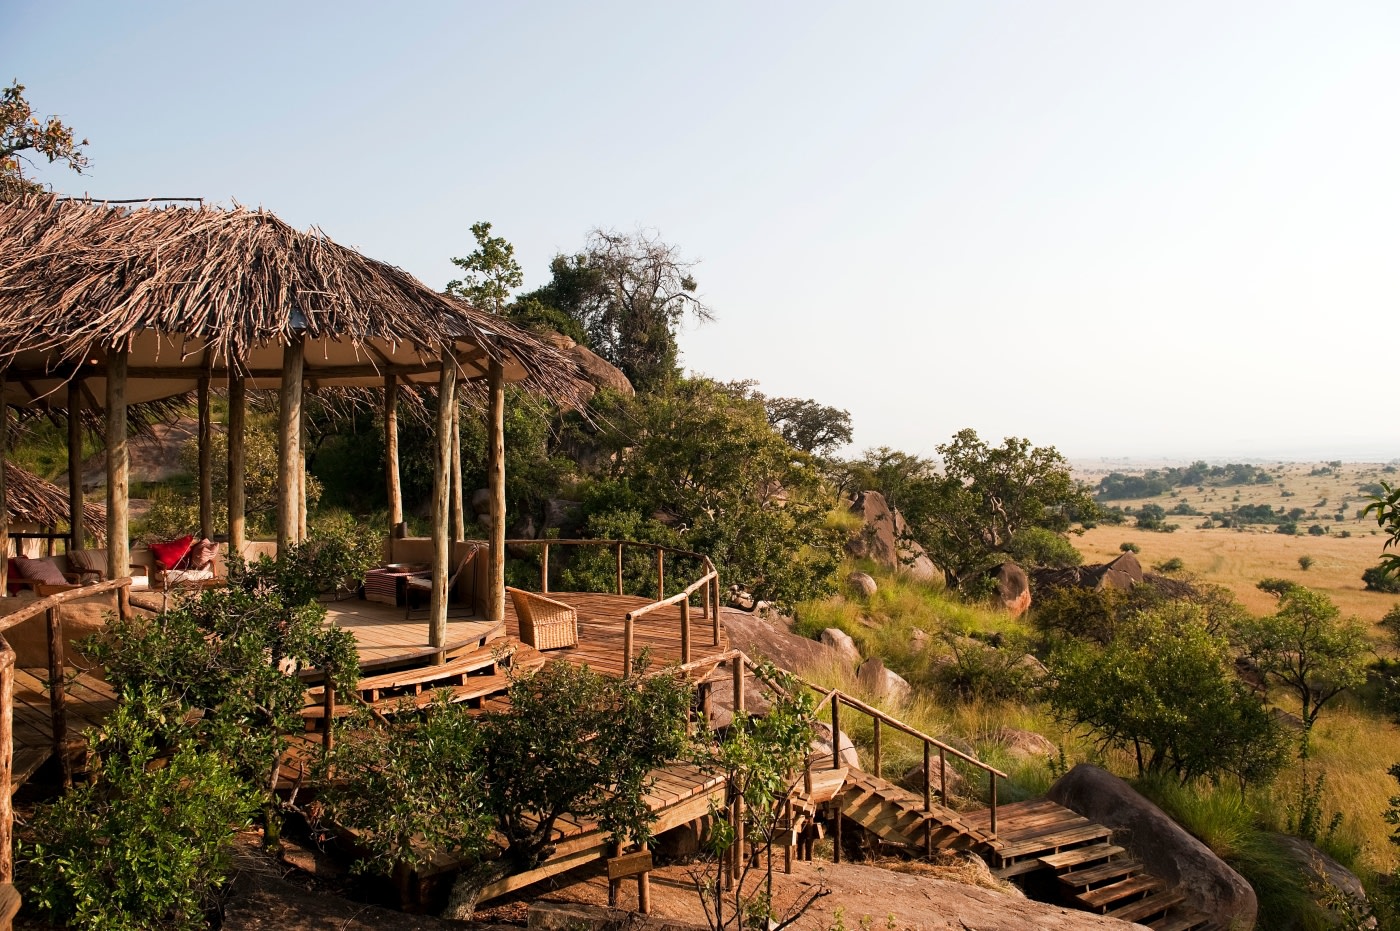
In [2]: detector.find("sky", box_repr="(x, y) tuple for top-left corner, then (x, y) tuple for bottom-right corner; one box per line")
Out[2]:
(5, 1), (1398, 462)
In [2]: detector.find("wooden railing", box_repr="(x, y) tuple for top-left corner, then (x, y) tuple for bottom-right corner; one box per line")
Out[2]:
(505, 538), (722, 676)
(0, 577), (133, 930)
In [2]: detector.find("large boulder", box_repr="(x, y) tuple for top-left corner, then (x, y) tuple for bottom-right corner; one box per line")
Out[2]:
(544, 332), (634, 397)
(847, 571), (878, 598)
(994, 728), (1057, 762)
(1273, 834), (1373, 927)
(1047, 765), (1257, 929)
(542, 498), (583, 536)
(856, 656), (912, 707)
(819, 628), (862, 668)
(721, 608), (851, 675)
(902, 760), (965, 800)
(845, 491), (937, 581)
(989, 562), (1032, 616)
(810, 722), (860, 768)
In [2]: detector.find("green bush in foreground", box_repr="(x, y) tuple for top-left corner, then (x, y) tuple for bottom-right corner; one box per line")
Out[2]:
(19, 702), (257, 931)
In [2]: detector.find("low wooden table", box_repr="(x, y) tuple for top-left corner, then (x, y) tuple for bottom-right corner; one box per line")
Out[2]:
(363, 565), (428, 606)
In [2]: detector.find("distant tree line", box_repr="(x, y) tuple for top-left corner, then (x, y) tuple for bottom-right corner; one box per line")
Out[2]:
(1096, 461), (1274, 501)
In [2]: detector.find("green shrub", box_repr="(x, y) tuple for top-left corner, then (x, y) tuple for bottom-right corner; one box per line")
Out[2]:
(1006, 526), (1082, 569)
(1364, 565), (1400, 594)
(19, 703), (256, 931)
(1299, 556), (1315, 572)
(1120, 541), (1140, 553)
(1153, 557), (1185, 574)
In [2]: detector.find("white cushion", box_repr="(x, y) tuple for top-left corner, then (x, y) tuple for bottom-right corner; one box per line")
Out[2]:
(163, 568), (215, 586)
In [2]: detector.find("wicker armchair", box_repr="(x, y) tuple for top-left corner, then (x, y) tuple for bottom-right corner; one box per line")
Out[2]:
(506, 587), (578, 651)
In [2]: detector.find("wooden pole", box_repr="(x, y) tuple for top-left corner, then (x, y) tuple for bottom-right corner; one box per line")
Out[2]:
(680, 598), (691, 665)
(450, 403), (464, 543)
(540, 543), (550, 594)
(939, 746), (947, 807)
(322, 681), (335, 752)
(45, 609), (68, 788)
(227, 374), (247, 555)
(0, 646), (12, 886)
(105, 347), (129, 581)
(429, 354), (457, 654)
(873, 718), (882, 779)
(615, 543), (624, 595)
(656, 549), (664, 601)
(990, 775), (998, 837)
(0, 374), (8, 594)
(298, 417), (309, 542)
(623, 615), (634, 678)
(384, 373), (403, 534)
(830, 700), (840, 771)
(276, 337), (304, 553)
(67, 379), (83, 552)
(486, 358), (506, 626)
(197, 375), (213, 539)
(712, 577), (721, 646)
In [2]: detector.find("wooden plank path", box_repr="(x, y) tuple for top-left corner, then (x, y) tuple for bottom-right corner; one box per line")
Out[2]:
(9, 667), (117, 791)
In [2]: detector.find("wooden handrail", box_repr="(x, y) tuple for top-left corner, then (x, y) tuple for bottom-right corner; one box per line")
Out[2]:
(625, 571), (717, 621)
(0, 577), (132, 634)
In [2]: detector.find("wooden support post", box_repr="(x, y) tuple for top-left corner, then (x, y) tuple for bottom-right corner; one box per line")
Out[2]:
(832, 807), (842, 864)
(732, 657), (745, 715)
(637, 855), (651, 915)
(873, 718), (882, 779)
(607, 841), (622, 907)
(0, 374), (7, 594)
(276, 337), (304, 552)
(384, 373), (403, 533)
(830, 699), (840, 770)
(925, 743), (934, 857)
(540, 543), (550, 594)
(197, 375), (213, 539)
(0, 647), (13, 888)
(712, 577), (721, 646)
(298, 416), (309, 542)
(429, 354), (457, 654)
(450, 403), (464, 542)
(486, 359), (505, 626)
(939, 746), (948, 807)
(45, 609), (68, 788)
(680, 598), (691, 665)
(623, 615), (634, 679)
(322, 681), (335, 752)
(615, 543), (624, 595)
(990, 775), (998, 837)
(67, 379), (83, 552)
(227, 374), (246, 555)
(783, 799), (793, 874)
(702, 573), (710, 623)
(106, 347), (129, 581)
(656, 548), (664, 601)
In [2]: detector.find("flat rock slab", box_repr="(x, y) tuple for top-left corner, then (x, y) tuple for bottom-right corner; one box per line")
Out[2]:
(222, 870), (491, 931)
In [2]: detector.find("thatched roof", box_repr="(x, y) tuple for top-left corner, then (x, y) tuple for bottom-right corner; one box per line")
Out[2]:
(0, 195), (588, 410)
(4, 461), (105, 538)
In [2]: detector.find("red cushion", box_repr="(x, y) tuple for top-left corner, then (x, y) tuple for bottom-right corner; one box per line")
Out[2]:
(5, 558), (20, 596)
(149, 535), (195, 571)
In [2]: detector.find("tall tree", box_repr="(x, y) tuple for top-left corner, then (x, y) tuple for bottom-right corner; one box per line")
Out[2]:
(1, 81), (88, 199)
(522, 229), (712, 391)
(445, 221), (523, 313)
(762, 396), (853, 457)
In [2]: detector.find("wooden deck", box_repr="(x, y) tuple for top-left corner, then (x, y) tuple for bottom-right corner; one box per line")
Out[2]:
(9, 666), (118, 791)
(324, 590), (728, 677)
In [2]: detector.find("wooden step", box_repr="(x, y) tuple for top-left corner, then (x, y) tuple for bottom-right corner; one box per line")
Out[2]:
(1059, 857), (1142, 889)
(372, 671), (514, 713)
(1039, 842), (1125, 870)
(356, 642), (518, 699)
(1149, 914), (1210, 931)
(993, 857), (1049, 880)
(1106, 889), (1186, 923)
(1078, 874), (1161, 911)
(996, 824), (1114, 861)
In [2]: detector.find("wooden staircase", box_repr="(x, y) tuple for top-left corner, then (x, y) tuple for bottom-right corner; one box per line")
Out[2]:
(961, 799), (1218, 931)
(834, 771), (995, 853)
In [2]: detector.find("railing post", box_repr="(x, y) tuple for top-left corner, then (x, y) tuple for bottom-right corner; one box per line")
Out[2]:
(990, 774), (998, 837)
(830, 698), (840, 771)
(680, 598), (691, 665)
(623, 614), (635, 679)
(0, 643), (13, 894)
(924, 741), (934, 857)
(656, 548), (664, 601)
(322, 680), (335, 752)
(702, 575), (711, 624)
(940, 746), (948, 807)
(732, 658), (745, 714)
(540, 543), (550, 594)
(872, 718), (881, 779)
(616, 543), (624, 595)
(711, 577), (721, 646)
(45, 608), (69, 788)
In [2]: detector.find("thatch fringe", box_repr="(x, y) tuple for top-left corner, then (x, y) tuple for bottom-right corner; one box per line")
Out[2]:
(4, 461), (105, 539)
(0, 195), (589, 409)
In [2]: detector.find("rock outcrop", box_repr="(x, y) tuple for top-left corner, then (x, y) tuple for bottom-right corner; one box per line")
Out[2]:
(856, 656), (911, 707)
(847, 571), (878, 598)
(845, 491), (937, 580)
(989, 562), (1032, 616)
(995, 727), (1058, 762)
(819, 628), (862, 668)
(810, 721), (860, 768)
(544, 332), (634, 397)
(1047, 764), (1257, 929)
(720, 608), (850, 674)
(1273, 834), (1373, 927)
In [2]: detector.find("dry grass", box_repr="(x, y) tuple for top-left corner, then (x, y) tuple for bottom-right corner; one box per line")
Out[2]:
(1076, 462), (1400, 622)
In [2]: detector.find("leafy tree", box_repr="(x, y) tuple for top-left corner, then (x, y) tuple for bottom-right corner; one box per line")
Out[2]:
(1047, 602), (1289, 785)
(1365, 564), (1400, 594)
(326, 659), (695, 918)
(1, 80), (88, 199)
(1006, 525), (1083, 569)
(761, 395), (853, 457)
(1235, 581), (1370, 748)
(574, 378), (842, 607)
(1363, 480), (1400, 581)
(520, 229), (712, 391)
(446, 220), (523, 314)
(904, 429), (1096, 590)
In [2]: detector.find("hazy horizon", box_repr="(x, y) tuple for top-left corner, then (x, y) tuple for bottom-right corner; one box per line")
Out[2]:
(5, 1), (1397, 462)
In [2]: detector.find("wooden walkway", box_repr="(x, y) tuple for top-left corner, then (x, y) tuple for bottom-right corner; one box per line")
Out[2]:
(9, 666), (117, 792)
(322, 599), (502, 671)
